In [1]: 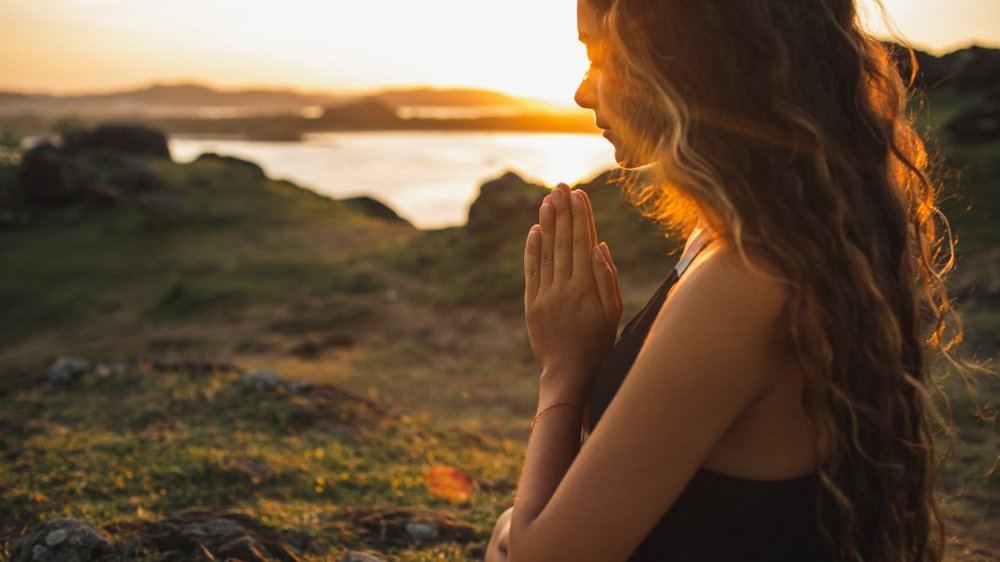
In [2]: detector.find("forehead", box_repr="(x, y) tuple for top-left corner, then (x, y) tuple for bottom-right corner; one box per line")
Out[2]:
(576, 0), (601, 43)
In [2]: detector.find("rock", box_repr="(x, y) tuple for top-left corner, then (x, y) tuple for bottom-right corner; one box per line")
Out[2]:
(340, 551), (387, 562)
(63, 124), (170, 159)
(944, 91), (1000, 143)
(242, 368), (283, 391)
(12, 518), (114, 562)
(341, 195), (411, 225)
(46, 357), (91, 385)
(17, 143), (83, 205)
(242, 367), (314, 393)
(136, 192), (187, 228)
(404, 521), (440, 543)
(78, 152), (162, 195)
(465, 171), (546, 234)
(194, 152), (266, 180)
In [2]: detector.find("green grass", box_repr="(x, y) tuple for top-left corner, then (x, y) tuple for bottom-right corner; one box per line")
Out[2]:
(0, 92), (997, 559)
(0, 367), (524, 560)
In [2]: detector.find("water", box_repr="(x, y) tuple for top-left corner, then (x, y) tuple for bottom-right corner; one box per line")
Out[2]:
(169, 131), (617, 229)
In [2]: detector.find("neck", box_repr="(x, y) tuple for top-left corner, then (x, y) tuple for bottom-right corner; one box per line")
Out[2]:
(685, 213), (712, 254)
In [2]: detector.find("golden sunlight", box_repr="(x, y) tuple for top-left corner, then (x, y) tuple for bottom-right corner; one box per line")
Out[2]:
(3, 1), (994, 102)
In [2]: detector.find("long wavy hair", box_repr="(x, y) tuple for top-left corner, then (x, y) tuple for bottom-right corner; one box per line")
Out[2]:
(582, 0), (971, 560)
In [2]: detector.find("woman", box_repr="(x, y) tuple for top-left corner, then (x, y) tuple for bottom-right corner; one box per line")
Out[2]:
(485, 0), (962, 561)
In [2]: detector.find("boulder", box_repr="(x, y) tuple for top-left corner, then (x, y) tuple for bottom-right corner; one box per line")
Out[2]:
(12, 518), (114, 562)
(77, 152), (162, 195)
(17, 143), (83, 205)
(62, 124), (170, 159)
(465, 171), (546, 234)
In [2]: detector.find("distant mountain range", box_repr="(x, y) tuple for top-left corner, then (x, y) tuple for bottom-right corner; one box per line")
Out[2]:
(0, 83), (565, 118)
(0, 43), (994, 140)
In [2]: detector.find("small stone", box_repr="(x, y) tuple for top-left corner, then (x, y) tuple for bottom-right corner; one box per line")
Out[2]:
(45, 357), (91, 385)
(404, 521), (440, 542)
(241, 368), (283, 391)
(43, 530), (67, 546)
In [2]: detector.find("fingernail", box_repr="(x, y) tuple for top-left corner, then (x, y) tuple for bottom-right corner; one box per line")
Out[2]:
(593, 246), (606, 264)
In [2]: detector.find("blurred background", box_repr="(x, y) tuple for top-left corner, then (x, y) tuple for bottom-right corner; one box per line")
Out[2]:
(0, 1), (996, 561)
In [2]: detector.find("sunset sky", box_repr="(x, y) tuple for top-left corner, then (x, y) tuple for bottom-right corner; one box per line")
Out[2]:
(2, 0), (998, 105)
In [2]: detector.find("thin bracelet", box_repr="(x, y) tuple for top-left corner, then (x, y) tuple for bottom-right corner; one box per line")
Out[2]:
(530, 402), (580, 434)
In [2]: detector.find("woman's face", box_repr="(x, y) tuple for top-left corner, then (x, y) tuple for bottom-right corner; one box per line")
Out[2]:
(575, 0), (650, 169)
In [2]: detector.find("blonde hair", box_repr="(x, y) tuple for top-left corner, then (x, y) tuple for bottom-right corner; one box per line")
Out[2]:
(585, 0), (986, 559)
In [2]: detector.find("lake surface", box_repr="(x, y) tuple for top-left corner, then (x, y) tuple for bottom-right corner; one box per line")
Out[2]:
(169, 131), (617, 229)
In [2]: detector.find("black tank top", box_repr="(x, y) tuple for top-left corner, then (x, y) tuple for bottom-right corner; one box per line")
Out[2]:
(582, 234), (834, 561)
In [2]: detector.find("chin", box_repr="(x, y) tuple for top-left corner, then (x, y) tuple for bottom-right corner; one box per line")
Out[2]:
(613, 146), (653, 170)
(607, 136), (654, 170)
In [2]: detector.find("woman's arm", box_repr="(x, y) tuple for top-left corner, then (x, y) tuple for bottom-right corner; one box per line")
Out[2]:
(508, 193), (789, 562)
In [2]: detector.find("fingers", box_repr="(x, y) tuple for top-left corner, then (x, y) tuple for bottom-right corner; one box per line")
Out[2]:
(579, 188), (598, 248)
(591, 245), (618, 325)
(600, 241), (624, 314)
(570, 191), (592, 280)
(539, 197), (555, 287)
(551, 188), (573, 282)
(524, 224), (541, 304)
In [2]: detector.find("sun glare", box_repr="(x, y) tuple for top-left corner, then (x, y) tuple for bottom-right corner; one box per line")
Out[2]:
(0, 0), (996, 100)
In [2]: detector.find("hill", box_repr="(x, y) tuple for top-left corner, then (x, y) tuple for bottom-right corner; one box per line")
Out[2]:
(0, 83), (997, 558)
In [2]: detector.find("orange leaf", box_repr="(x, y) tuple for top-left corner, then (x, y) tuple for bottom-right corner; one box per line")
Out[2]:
(424, 465), (473, 503)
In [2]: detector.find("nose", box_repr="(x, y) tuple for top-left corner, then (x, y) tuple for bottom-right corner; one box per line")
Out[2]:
(574, 73), (597, 110)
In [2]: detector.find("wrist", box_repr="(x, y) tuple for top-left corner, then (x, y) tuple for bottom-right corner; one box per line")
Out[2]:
(538, 365), (592, 407)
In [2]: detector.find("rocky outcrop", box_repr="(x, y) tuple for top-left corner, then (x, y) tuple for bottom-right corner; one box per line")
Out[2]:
(63, 123), (171, 159)
(17, 143), (83, 205)
(12, 518), (114, 562)
(17, 124), (166, 208)
(465, 171), (546, 234)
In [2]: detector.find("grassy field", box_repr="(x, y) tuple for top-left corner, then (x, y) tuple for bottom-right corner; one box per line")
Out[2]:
(0, 87), (996, 560)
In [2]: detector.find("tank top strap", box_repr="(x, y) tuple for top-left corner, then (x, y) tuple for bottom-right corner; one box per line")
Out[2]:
(674, 225), (713, 279)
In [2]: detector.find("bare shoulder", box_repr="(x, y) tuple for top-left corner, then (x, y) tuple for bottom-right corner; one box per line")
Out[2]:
(666, 241), (790, 329)
(648, 241), (793, 389)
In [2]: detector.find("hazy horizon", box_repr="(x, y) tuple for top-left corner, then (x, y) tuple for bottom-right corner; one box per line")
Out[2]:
(3, 0), (999, 105)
